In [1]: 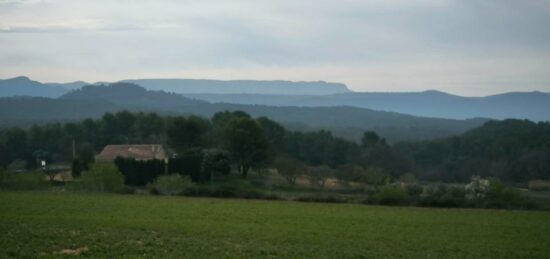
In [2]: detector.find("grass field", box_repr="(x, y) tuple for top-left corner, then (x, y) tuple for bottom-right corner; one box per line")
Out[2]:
(1, 191), (549, 258)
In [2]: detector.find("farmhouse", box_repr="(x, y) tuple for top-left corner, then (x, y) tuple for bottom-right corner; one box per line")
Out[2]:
(95, 144), (167, 161)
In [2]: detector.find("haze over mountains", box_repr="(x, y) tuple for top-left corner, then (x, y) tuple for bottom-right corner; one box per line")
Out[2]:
(184, 91), (550, 121)
(0, 81), (488, 143)
(121, 79), (351, 95)
(0, 76), (549, 123)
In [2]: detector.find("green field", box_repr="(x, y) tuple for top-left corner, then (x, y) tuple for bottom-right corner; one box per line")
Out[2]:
(1, 192), (549, 258)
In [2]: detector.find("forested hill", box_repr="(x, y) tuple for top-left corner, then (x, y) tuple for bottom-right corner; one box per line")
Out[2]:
(2, 76), (549, 122)
(176, 103), (487, 143)
(398, 119), (550, 182)
(183, 90), (550, 121)
(61, 83), (206, 108)
(0, 83), (487, 143)
(0, 76), (67, 98)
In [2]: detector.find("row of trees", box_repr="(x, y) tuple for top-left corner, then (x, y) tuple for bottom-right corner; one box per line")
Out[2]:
(1, 111), (548, 184)
(1, 110), (410, 185)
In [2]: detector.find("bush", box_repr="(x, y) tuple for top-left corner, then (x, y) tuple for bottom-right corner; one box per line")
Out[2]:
(295, 194), (346, 203)
(148, 174), (195, 195)
(71, 163), (124, 193)
(528, 180), (550, 191)
(484, 178), (532, 209)
(405, 183), (424, 197)
(115, 157), (166, 186)
(369, 185), (409, 206)
(0, 169), (48, 190)
(419, 184), (466, 207)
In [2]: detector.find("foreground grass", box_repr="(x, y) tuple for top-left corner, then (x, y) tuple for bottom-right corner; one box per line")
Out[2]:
(1, 191), (549, 258)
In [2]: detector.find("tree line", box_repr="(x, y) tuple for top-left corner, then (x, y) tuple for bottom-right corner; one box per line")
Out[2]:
(0, 111), (549, 184)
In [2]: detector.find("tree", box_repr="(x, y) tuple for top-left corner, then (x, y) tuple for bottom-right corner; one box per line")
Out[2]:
(222, 117), (268, 177)
(134, 112), (164, 143)
(0, 128), (28, 167)
(362, 131), (381, 148)
(257, 117), (287, 152)
(211, 110), (251, 129)
(273, 156), (305, 185)
(202, 149), (231, 177)
(166, 116), (211, 152)
(71, 158), (84, 178)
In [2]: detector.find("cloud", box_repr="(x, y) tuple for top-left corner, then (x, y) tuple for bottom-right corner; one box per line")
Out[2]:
(0, 0), (549, 95)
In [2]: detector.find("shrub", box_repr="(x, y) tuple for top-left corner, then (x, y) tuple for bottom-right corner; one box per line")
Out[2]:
(417, 184), (466, 207)
(363, 167), (391, 186)
(405, 183), (423, 197)
(0, 169), (48, 190)
(528, 180), (550, 191)
(115, 157), (166, 186)
(370, 185), (409, 206)
(72, 163), (124, 193)
(295, 194), (346, 203)
(484, 178), (532, 209)
(148, 174), (195, 195)
(71, 158), (85, 178)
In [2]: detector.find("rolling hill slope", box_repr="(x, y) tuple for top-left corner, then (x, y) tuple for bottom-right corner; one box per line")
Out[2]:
(0, 84), (487, 142)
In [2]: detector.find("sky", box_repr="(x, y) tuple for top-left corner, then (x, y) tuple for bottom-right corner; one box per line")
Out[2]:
(1, 0), (549, 96)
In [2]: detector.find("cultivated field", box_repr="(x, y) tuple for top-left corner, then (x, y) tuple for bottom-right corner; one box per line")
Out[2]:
(1, 191), (549, 258)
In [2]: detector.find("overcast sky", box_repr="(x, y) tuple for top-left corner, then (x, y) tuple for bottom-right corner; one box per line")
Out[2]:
(1, 0), (549, 96)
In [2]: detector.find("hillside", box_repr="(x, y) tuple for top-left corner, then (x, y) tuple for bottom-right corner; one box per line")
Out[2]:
(178, 103), (487, 142)
(0, 97), (119, 127)
(45, 81), (90, 91)
(2, 76), (549, 122)
(0, 76), (67, 98)
(398, 119), (550, 182)
(0, 84), (487, 143)
(184, 90), (550, 121)
(61, 83), (206, 108)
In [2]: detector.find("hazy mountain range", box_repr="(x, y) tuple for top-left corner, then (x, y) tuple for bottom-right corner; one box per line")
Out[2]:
(184, 91), (550, 121)
(1, 76), (549, 122)
(0, 82), (487, 143)
(0, 76), (349, 97)
(121, 79), (351, 95)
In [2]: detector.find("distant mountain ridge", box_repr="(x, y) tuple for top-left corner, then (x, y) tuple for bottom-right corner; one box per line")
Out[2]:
(0, 76), (67, 98)
(45, 81), (90, 91)
(61, 83), (206, 108)
(0, 76), (351, 96)
(120, 78), (351, 95)
(1, 76), (549, 121)
(183, 90), (550, 121)
(0, 83), (488, 143)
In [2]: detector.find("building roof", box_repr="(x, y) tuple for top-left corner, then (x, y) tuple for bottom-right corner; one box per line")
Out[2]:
(95, 144), (167, 161)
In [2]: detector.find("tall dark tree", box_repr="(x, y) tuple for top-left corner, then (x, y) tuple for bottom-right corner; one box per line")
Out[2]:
(362, 131), (381, 148)
(166, 116), (211, 152)
(0, 128), (28, 167)
(222, 117), (268, 177)
(257, 116), (286, 152)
